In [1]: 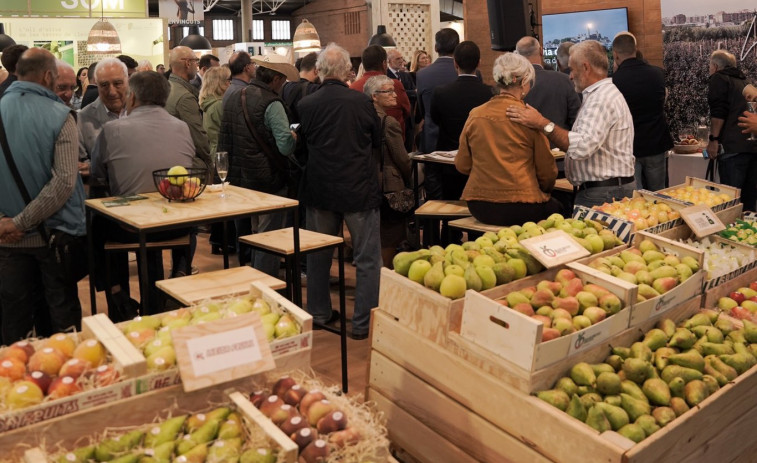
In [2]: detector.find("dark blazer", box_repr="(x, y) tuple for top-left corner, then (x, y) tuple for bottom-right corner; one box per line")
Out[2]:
(416, 56), (458, 153)
(707, 66), (755, 154)
(612, 58), (674, 157)
(387, 68), (417, 151)
(524, 64), (581, 133)
(430, 75), (494, 151)
(80, 84), (99, 109)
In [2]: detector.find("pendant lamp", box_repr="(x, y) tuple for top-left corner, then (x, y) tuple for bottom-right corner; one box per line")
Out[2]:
(0, 24), (16, 53)
(87, 1), (121, 54)
(368, 25), (396, 48)
(292, 19), (321, 53)
(180, 25), (212, 50)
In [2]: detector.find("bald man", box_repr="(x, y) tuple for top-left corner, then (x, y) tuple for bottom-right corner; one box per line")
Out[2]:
(165, 46), (211, 175)
(54, 60), (77, 107)
(0, 48), (85, 342)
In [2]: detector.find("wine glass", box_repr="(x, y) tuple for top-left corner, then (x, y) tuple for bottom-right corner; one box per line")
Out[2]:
(748, 102), (757, 141)
(215, 151), (229, 198)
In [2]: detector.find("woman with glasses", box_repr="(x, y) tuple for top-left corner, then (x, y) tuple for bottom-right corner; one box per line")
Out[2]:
(365, 75), (413, 266)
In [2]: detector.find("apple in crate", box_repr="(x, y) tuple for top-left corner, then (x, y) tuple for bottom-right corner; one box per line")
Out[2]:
(0, 358), (26, 381)
(59, 358), (91, 379)
(6, 380), (44, 409)
(48, 376), (82, 399)
(73, 339), (107, 367)
(25, 370), (53, 394)
(28, 347), (66, 376)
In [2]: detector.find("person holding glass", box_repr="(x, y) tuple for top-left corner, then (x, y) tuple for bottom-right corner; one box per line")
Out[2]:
(364, 75), (413, 266)
(455, 53), (560, 225)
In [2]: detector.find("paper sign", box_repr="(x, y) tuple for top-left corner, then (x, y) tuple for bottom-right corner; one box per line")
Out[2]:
(172, 313), (275, 392)
(680, 204), (725, 238)
(519, 230), (591, 268)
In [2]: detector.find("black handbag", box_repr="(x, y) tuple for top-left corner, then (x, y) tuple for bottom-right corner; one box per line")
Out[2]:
(379, 116), (415, 213)
(0, 107), (89, 283)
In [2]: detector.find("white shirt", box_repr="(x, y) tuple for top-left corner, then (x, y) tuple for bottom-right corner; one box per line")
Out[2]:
(565, 78), (635, 185)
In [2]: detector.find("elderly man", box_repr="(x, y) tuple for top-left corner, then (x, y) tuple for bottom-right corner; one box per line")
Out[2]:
(298, 44), (382, 340)
(708, 50), (756, 211)
(556, 42), (574, 74)
(91, 71), (196, 317)
(0, 48), (85, 342)
(386, 48), (417, 152)
(612, 32), (673, 191)
(224, 51), (255, 108)
(218, 55), (298, 277)
(78, 58), (128, 159)
(507, 40), (636, 208)
(54, 60), (78, 107)
(165, 46), (212, 174)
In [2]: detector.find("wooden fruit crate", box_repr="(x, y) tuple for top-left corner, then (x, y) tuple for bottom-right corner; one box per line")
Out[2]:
(459, 262), (636, 372)
(701, 265), (757, 309)
(369, 306), (757, 463)
(656, 176), (741, 212)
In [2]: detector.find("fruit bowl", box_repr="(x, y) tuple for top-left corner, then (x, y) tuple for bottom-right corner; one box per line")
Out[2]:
(153, 167), (207, 202)
(672, 142), (701, 154)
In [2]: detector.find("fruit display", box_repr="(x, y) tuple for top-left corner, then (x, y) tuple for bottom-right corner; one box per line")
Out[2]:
(585, 238), (699, 303)
(153, 166), (206, 202)
(659, 186), (732, 208)
(121, 295), (303, 371)
(676, 237), (755, 280)
(592, 197), (680, 230)
(50, 404), (286, 463)
(393, 214), (624, 299)
(0, 334), (118, 411)
(719, 219), (757, 247)
(717, 282), (757, 322)
(494, 269), (625, 341)
(535, 309), (757, 443)
(249, 374), (389, 462)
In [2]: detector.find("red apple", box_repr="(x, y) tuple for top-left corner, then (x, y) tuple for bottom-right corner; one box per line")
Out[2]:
(272, 376), (297, 397)
(1, 345), (30, 364)
(299, 390), (326, 417)
(730, 292), (746, 305)
(94, 364), (120, 387)
(291, 427), (316, 451)
(730, 306), (752, 320)
(48, 376), (81, 399)
(306, 399), (337, 426)
(749, 296), (757, 303)
(158, 178), (171, 196)
(0, 358), (26, 381)
(59, 358), (92, 379)
(280, 415), (309, 436)
(259, 395), (285, 417)
(299, 439), (329, 463)
(28, 347), (66, 376)
(283, 384), (308, 406)
(316, 410), (348, 434)
(25, 370), (53, 395)
(249, 390), (269, 409)
(749, 281), (757, 292)
(167, 185), (183, 200)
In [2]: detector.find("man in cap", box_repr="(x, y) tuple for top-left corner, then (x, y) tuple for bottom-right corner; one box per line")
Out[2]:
(218, 54), (298, 276)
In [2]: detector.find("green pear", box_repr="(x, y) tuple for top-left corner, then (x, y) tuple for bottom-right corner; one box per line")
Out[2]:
(670, 397), (690, 416)
(555, 377), (578, 397)
(508, 258), (528, 280)
(656, 318), (676, 339)
(491, 262), (516, 285)
(726, 330), (746, 345)
(612, 346), (631, 359)
(140, 441), (175, 463)
(683, 379), (709, 407)
(654, 347), (677, 371)
(668, 377), (685, 398)
(218, 412), (242, 439)
(566, 394), (587, 422)
(605, 354), (624, 372)
(703, 358), (730, 387)
(652, 406), (677, 427)
(109, 453), (140, 463)
(668, 328), (697, 349)
(475, 265), (497, 290)
(719, 353), (757, 375)
(668, 350), (705, 372)
(681, 255), (700, 272)
(423, 261), (445, 292)
(707, 355), (738, 381)
(661, 365), (703, 383)
(596, 372), (622, 395)
(239, 448), (276, 463)
(637, 239), (659, 253)
(617, 423), (646, 443)
(144, 415), (187, 448)
(94, 430), (145, 462)
(570, 362), (597, 387)
(536, 389), (570, 411)
(701, 374), (720, 396)
(585, 405), (611, 432)
(620, 380), (648, 403)
(701, 342), (734, 356)
(642, 378), (671, 406)
(174, 443), (208, 463)
(444, 263), (465, 277)
(593, 402), (629, 431)
(407, 259), (432, 284)
(743, 320), (757, 343)
(177, 420), (220, 455)
(591, 363), (615, 376)
(579, 393), (603, 410)
(439, 274), (467, 299)
(622, 358), (651, 384)
(57, 445), (95, 463)
(604, 395), (622, 407)
(620, 393), (651, 422)
(392, 250), (431, 276)
(684, 313), (712, 330)
(207, 438), (242, 462)
(635, 414), (660, 437)
(642, 329), (669, 352)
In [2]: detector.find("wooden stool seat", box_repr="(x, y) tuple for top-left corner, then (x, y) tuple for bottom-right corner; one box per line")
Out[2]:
(554, 178), (574, 193)
(156, 266), (286, 306)
(239, 228), (343, 255)
(104, 235), (190, 251)
(448, 216), (503, 234)
(415, 200), (470, 218)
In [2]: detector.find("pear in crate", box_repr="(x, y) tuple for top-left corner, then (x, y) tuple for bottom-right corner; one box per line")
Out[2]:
(207, 438), (242, 462)
(146, 345), (176, 371)
(274, 314), (300, 338)
(177, 420), (220, 455)
(109, 453), (140, 463)
(620, 393), (651, 422)
(585, 405), (611, 432)
(565, 394), (587, 422)
(94, 430), (145, 462)
(57, 445), (95, 463)
(176, 443), (209, 463)
(186, 407), (231, 432)
(536, 389), (570, 411)
(218, 412), (243, 439)
(144, 414), (187, 448)
(141, 441), (175, 462)
(126, 315), (162, 332)
(161, 309), (191, 329)
(618, 423), (646, 443)
(240, 448), (276, 463)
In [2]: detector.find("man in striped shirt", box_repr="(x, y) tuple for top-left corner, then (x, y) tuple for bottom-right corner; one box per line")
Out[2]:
(507, 40), (636, 208)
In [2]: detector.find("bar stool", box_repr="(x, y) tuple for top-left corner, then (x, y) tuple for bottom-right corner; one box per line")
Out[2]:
(239, 228), (349, 393)
(102, 235), (191, 316)
(448, 216), (503, 241)
(415, 200), (470, 246)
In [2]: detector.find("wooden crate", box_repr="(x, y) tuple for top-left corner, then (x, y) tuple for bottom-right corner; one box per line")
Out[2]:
(656, 176), (741, 212)
(370, 307), (757, 463)
(701, 266), (757, 309)
(459, 262), (636, 372)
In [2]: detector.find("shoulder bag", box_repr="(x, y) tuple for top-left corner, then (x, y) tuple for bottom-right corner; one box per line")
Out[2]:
(379, 116), (415, 213)
(0, 107), (88, 283)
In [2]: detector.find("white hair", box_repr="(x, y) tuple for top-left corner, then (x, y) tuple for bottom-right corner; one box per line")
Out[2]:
(492, 52), (535, 89)
(316, 43), (352, 81)
(515, 36), (540, 58)
(55, 59), (74, 73)
(95, 57), (128, 80)
(570, 40), (609, 74)
(364, 74), (393, 97)
(710, 49), (736, 69)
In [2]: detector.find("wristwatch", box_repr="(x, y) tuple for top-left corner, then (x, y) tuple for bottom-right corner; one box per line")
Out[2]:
(543, 122), (555, 135)
(709, 134), (721, 142)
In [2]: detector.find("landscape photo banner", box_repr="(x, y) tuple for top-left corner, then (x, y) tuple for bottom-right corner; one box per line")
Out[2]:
(661, 0), (757, 134)
(1, 0), (147, 18)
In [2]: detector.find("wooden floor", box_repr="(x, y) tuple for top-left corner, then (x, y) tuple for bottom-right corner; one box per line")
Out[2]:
(77, 231), (372, 399)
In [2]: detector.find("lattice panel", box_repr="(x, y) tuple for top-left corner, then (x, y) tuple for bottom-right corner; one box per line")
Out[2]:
(387, 3), (432, 65)
(77, 41), (119, 69)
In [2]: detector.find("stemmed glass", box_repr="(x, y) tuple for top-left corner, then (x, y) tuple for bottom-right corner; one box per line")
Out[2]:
(215, 151), (229, 198)
(748, 102), (757, 141)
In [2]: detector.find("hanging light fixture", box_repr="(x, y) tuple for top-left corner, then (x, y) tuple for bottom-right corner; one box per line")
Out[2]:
(180, 24), (212, 50)
(292, 19), (321, 53)
(86, 0), (121, 54)
(0, 24), (16, 53)
(368, 25), (396, 48)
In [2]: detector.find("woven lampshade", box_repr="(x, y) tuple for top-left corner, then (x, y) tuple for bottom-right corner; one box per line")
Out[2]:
(292, 19), (321, 53)
(87, 20), (122, 54)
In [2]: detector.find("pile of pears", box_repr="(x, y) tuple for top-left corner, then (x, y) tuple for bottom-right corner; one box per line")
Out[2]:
(393, 214), (624, 299)
(122, 297), (300, 372)
(586, 239), (700, 302)
(54, 406), (281, 463)
(536, 310), (757, 443)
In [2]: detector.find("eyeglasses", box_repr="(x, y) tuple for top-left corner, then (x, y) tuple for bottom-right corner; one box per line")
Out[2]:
(375, 89), (396, 94)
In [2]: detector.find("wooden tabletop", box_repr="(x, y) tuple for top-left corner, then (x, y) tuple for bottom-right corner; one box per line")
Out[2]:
(85, 185), (298, 231)
(554, 178), (574, 193)
(155, 266), (286, 306)
(448, 216), (503, 233)
(552, 149), (566, 160)
(415, 200), (471, 217)
(240, 228), (344, 255)
(411, 152), (457, 165)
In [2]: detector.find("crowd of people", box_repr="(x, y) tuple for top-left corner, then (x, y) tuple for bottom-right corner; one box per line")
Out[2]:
(0, 26), (755, 344)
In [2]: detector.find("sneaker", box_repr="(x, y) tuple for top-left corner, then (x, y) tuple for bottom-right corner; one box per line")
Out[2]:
(191, 266), (199, 275)
(349, 331), (368, 341)
(313, 310), (340, 330)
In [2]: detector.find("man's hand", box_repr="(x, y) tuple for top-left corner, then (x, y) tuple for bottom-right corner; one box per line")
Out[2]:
(506, 104), (549, 130)
(0, 218), (24, 244)
(706, 140), (720, 160)
(738, 111), (757, 135)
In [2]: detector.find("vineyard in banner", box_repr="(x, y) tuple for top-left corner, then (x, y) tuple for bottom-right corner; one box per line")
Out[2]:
(663, 21), (757, 135)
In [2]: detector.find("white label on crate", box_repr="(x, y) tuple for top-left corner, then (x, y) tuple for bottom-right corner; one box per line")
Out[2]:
(185, 327), (263, 376)
(520, 230), (591, 268)
(680, 205), (725, 238)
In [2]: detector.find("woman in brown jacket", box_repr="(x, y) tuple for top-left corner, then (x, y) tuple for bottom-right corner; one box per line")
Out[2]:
(456, 52), (561, 225)
(365, 75), (413, 266)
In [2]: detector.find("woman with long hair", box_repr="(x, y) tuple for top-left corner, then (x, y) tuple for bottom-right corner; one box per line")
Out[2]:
(199, 65), (231, 156)
(72, 66), (88, 110)
(409, 49), (431, 84)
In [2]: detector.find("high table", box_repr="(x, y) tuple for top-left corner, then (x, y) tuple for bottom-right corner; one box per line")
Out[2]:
(85, 185), (301, 314)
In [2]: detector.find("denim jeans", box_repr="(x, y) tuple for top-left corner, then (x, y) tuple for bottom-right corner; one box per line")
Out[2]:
(574, 181), (637, 209)
(306, 207), (381, 335)
(238, 187), (289, 276)
(0, 246), (82, 343)
(634, 153), (667, 191)
(719, 152), (757, 212)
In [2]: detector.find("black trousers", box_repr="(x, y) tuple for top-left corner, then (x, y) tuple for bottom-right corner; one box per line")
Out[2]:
(467, 198), (563, 226)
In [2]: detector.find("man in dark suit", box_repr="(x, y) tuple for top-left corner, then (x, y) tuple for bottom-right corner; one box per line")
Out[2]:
(612, 32), (673, 191)
(417, 28), (460, 200)
(387, 49), (416, 152)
